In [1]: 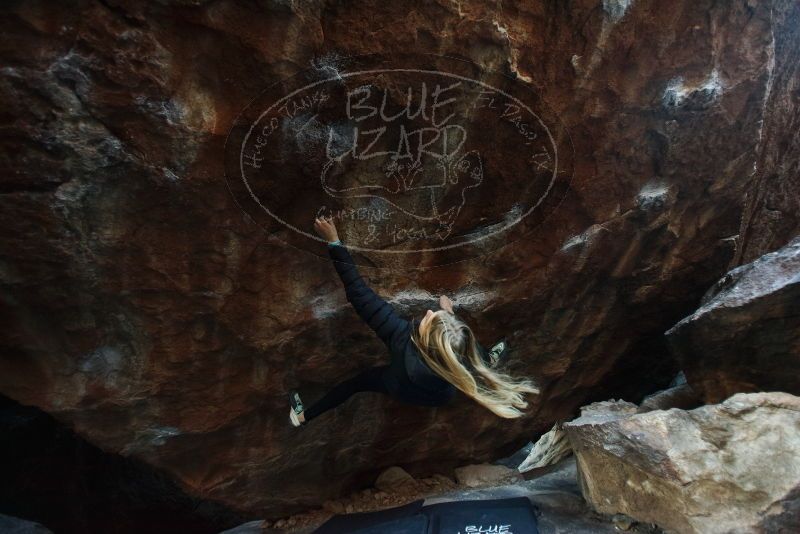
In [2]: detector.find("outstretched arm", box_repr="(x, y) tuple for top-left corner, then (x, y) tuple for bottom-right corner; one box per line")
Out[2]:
(314, 217), (410, 348)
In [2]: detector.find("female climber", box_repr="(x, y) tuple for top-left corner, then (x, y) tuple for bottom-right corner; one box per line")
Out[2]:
(288, 216), (539, 427)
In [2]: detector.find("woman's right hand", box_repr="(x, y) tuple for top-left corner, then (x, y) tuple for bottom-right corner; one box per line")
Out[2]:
(314, 216), (340, 243)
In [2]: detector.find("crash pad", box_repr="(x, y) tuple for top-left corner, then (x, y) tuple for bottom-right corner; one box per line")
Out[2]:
(422, 496), (538, 534)
(313, 496), (538, 534)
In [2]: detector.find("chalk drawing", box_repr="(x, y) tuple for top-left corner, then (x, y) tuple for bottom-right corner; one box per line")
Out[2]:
(225, 54), (574, 265)
(459, 525), (513, 533)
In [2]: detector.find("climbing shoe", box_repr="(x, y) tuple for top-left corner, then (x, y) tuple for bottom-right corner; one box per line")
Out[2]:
(487, 339), (509, 366)
(288, 390), (306, 427)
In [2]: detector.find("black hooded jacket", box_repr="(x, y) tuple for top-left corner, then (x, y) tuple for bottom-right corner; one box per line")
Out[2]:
(328, 243), (457, 406)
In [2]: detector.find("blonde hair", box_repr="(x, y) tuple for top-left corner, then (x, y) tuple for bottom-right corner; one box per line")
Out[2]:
(410, 310), (540, 418)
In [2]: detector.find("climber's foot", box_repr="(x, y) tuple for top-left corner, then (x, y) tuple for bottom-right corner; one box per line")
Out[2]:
(288, 390), (306, 427)
(488, 339), (509, 366)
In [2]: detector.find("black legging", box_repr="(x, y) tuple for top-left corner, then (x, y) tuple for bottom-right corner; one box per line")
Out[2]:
(303, 365), (391, 421)
(303, 346), (496, 421)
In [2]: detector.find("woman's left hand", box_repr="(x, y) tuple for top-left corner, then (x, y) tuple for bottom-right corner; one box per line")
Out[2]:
(439, 295), (454, 313)
(314, 216), (340, 243)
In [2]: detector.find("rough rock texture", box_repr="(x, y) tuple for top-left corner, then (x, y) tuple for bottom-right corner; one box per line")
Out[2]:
(0, 0), (794, 518)
(636, 382), (698, 413)
(667, 236), (800, 403)
(517, 423), (572, 473)
(564, 392), (800, 534)
(374, 466), (417, 493)
(637, 372), (700, 413)
(453, 463), (521, 487)
(734, 0), (800, 265)
(573, 399), (639, 421)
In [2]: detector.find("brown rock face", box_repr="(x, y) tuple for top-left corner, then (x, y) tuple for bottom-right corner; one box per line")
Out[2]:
(637, 381), (699, 413)
(734, 0), (800, 265)
(667, 236), (800, 403)
(564, 393), (800, 534)
(0, 0), (793, 518)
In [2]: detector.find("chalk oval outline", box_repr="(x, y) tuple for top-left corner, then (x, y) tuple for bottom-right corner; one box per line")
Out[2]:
(233, 61), (569, 254)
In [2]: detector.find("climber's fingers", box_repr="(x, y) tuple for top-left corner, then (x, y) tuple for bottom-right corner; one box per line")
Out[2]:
(314, 216), (330, 230)
(313, 216), (338, 240)
(439, 295), (454, 313)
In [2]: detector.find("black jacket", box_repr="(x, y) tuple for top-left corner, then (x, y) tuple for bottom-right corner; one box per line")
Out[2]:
(328, 243), (457, 406)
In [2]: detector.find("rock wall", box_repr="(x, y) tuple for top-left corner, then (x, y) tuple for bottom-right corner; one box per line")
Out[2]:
(0, 0), (789, 517)
(734, 0), (800, 265)
(667, 236), (800, 403)
(565, 393), (800, 533)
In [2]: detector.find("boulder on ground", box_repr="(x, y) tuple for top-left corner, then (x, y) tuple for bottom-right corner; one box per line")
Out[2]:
(374, 466), (417, 493)
(453, 463), (521, 487)
(564, 392), (800, 534)
(666, 236), (800, 403)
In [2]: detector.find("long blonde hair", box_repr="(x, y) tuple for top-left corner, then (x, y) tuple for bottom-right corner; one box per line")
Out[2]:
(410, 310), (539, 418)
